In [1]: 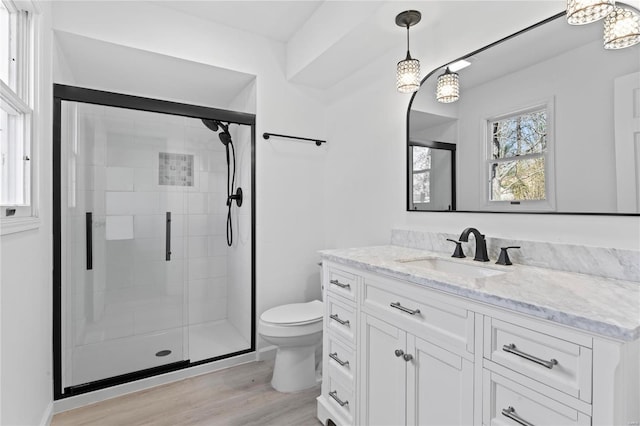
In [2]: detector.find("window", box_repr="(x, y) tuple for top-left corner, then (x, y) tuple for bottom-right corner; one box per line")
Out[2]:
(1, 0), (36, 233)
(485, 102), (555, 211)
(412, 145), (431, 204)
(409, 141), (456, 211)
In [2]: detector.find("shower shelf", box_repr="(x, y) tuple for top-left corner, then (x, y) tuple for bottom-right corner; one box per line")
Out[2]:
(262, 132), (326, 146)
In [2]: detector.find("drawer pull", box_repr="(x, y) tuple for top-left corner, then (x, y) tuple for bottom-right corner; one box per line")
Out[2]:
(330, 314), (350, 326)
(330, 279), (350, 289)
(329, 352), (349, 366)
(390, 301), (421, 315)
(502, 344), (558, 369)
(501, 406), (534, 426)
(329, 390), (349, 407)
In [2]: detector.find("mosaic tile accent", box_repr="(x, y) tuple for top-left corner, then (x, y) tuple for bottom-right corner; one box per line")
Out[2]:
(159, 152), (194, 186)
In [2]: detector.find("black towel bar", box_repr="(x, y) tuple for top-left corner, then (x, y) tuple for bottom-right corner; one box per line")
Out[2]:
(263, 132), (326, 146)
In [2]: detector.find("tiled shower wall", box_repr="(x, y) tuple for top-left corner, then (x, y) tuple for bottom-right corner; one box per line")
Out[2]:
(63, 103), (242, 385)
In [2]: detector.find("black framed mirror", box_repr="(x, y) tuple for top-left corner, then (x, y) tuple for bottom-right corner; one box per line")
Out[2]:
(407, 11), (640, 215)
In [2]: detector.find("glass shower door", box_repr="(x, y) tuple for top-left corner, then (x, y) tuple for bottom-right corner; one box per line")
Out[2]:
(60, 101), (190, 390)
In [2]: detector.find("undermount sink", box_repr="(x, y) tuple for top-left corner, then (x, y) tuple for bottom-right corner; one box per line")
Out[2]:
(397, 257), (506, 279)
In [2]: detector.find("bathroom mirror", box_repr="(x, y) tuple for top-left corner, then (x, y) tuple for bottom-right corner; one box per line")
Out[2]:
(407, 11), (640, 214)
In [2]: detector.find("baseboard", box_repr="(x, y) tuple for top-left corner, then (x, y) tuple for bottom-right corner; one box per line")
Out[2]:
(39, 401), (53, 426)
(53, 351), (257, 414)
(256, 345), (277, 361)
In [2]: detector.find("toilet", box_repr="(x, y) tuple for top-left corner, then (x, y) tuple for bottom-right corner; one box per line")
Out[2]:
(259, 299), (323, 392)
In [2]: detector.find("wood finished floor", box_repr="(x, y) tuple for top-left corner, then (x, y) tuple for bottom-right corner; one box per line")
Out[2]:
(52, 361), (322, 426)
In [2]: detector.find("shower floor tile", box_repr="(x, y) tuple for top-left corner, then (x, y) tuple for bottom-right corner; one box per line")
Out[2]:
(189, 320), (250, 363)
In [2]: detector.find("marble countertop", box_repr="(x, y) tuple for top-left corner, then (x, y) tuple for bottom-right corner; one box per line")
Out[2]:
(320, 245), (640, 341)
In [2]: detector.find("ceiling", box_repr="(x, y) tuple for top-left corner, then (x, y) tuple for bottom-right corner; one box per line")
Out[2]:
(156, 1), (324, 42)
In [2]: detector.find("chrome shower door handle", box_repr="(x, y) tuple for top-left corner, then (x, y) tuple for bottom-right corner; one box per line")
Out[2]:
(390, 301), (421, 315)
(329, 390), (349, 407)
(329, 314), (350, 326)
(502, 344), (558, 369)
(329, 279), (350, 289)
(501, 406), (534, 426)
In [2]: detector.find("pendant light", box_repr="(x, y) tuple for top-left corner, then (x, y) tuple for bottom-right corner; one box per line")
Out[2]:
(604, 3), (640, 49)
(436, 67), (459, 103)
(567, 0), (615, 25)
(396, 10), (422, 94)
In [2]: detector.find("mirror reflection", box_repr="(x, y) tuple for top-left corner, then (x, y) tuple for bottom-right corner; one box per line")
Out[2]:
(407, 12), (640, 214)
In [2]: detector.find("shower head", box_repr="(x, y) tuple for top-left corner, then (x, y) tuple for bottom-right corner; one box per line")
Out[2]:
(219, 132), (232, 146)
(202, 119), (219, 132)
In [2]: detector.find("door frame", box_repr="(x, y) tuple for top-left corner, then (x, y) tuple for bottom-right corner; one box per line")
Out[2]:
(52, 84), (257, 400)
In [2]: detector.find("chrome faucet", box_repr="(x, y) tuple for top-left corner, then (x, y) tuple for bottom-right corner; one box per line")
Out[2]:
(459, 227), (490, 262)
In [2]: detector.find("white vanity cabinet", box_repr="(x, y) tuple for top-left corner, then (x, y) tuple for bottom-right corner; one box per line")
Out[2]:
(317, 258), (640, 426)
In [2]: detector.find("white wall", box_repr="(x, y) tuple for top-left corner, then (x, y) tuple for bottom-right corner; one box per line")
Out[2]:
(323, 4), (640, 252)
(0, 2), (54, 424)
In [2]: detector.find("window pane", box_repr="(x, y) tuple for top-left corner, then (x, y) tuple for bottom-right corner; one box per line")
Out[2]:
(491, 110), (546, 159)
(0, 2), (9, 85)
(0, 105), (26, 205)
(413, 171), (430, 203)
(490, 157), (545, 201)
(413, 146), (431, 171)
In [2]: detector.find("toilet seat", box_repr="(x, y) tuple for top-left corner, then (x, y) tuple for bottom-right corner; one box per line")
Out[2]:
(260, 300), (323, 326)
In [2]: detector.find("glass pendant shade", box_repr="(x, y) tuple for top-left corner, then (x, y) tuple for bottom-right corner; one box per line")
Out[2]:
(397, 54), (421, 93)
(604, 6), (640, 49)
(436, 68), (459, 103)
(567, 0), (616, 25)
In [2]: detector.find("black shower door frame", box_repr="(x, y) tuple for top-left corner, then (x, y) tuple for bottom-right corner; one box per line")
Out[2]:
(52, 84), (257, 400)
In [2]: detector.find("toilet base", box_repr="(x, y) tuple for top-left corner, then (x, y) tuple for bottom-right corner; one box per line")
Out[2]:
(271, 344), (318, 392)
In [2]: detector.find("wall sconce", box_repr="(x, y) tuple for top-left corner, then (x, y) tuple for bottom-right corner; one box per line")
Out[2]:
(436, 67), (459, 103)
(567, 0), (615, 25)
(604, 4), (640, 48)
(395, 10), (422, 94)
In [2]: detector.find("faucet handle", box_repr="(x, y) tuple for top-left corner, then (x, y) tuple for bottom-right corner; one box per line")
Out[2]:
(446, 238), (466, 259)
(496, 246), (520, 265)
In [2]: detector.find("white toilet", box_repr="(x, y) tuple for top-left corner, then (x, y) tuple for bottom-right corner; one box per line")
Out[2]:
(259, 299), (323, 392)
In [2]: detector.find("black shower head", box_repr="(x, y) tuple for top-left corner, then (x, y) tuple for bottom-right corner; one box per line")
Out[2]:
(202, 119), (219, 132)
(219, 132), (232, 146)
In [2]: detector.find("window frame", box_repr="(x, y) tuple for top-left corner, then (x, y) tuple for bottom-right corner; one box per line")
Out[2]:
(0, 0), (38, 235)
(482, 98), (556, 212)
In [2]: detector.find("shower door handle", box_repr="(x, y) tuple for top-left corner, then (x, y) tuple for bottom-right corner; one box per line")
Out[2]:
(86, 212), (93, 270)
(165, 212), (171, 261)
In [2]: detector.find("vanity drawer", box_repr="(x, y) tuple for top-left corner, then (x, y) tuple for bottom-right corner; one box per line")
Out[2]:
(484, 317), (592, 403)
(327, 296), (356, 344)
(326, 332), (356, 385)
(326, 266), (358, 301)
(324, 370), (355, 425)
(362, 277), (474, 355)
(483, 370), (591, 426)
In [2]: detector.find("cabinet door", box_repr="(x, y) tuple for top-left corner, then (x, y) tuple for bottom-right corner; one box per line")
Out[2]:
(360, 314), (407, 426)
(407, 336), (474, 426)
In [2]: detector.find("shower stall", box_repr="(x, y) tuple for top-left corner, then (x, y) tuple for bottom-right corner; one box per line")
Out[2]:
(52, 85), (255, 398)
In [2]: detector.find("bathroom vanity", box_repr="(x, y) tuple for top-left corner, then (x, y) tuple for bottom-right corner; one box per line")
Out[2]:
(316, 243), (640, 426)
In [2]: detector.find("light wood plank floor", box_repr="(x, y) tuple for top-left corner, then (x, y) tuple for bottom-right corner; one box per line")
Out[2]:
(52, 361), (322, 426)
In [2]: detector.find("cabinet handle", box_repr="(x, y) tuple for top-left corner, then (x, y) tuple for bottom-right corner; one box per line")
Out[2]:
(502, 344), (558, 369)
(390, 301), (421, 315)
(329, 390), (349, 407)
(330, 279), (350, 289)
(329, 352), (349, 366)
(330, 314), (350, 326)
(395, 349), (405, 357)
(403, 353), (413, 362)
(501, 406), (534, 426)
